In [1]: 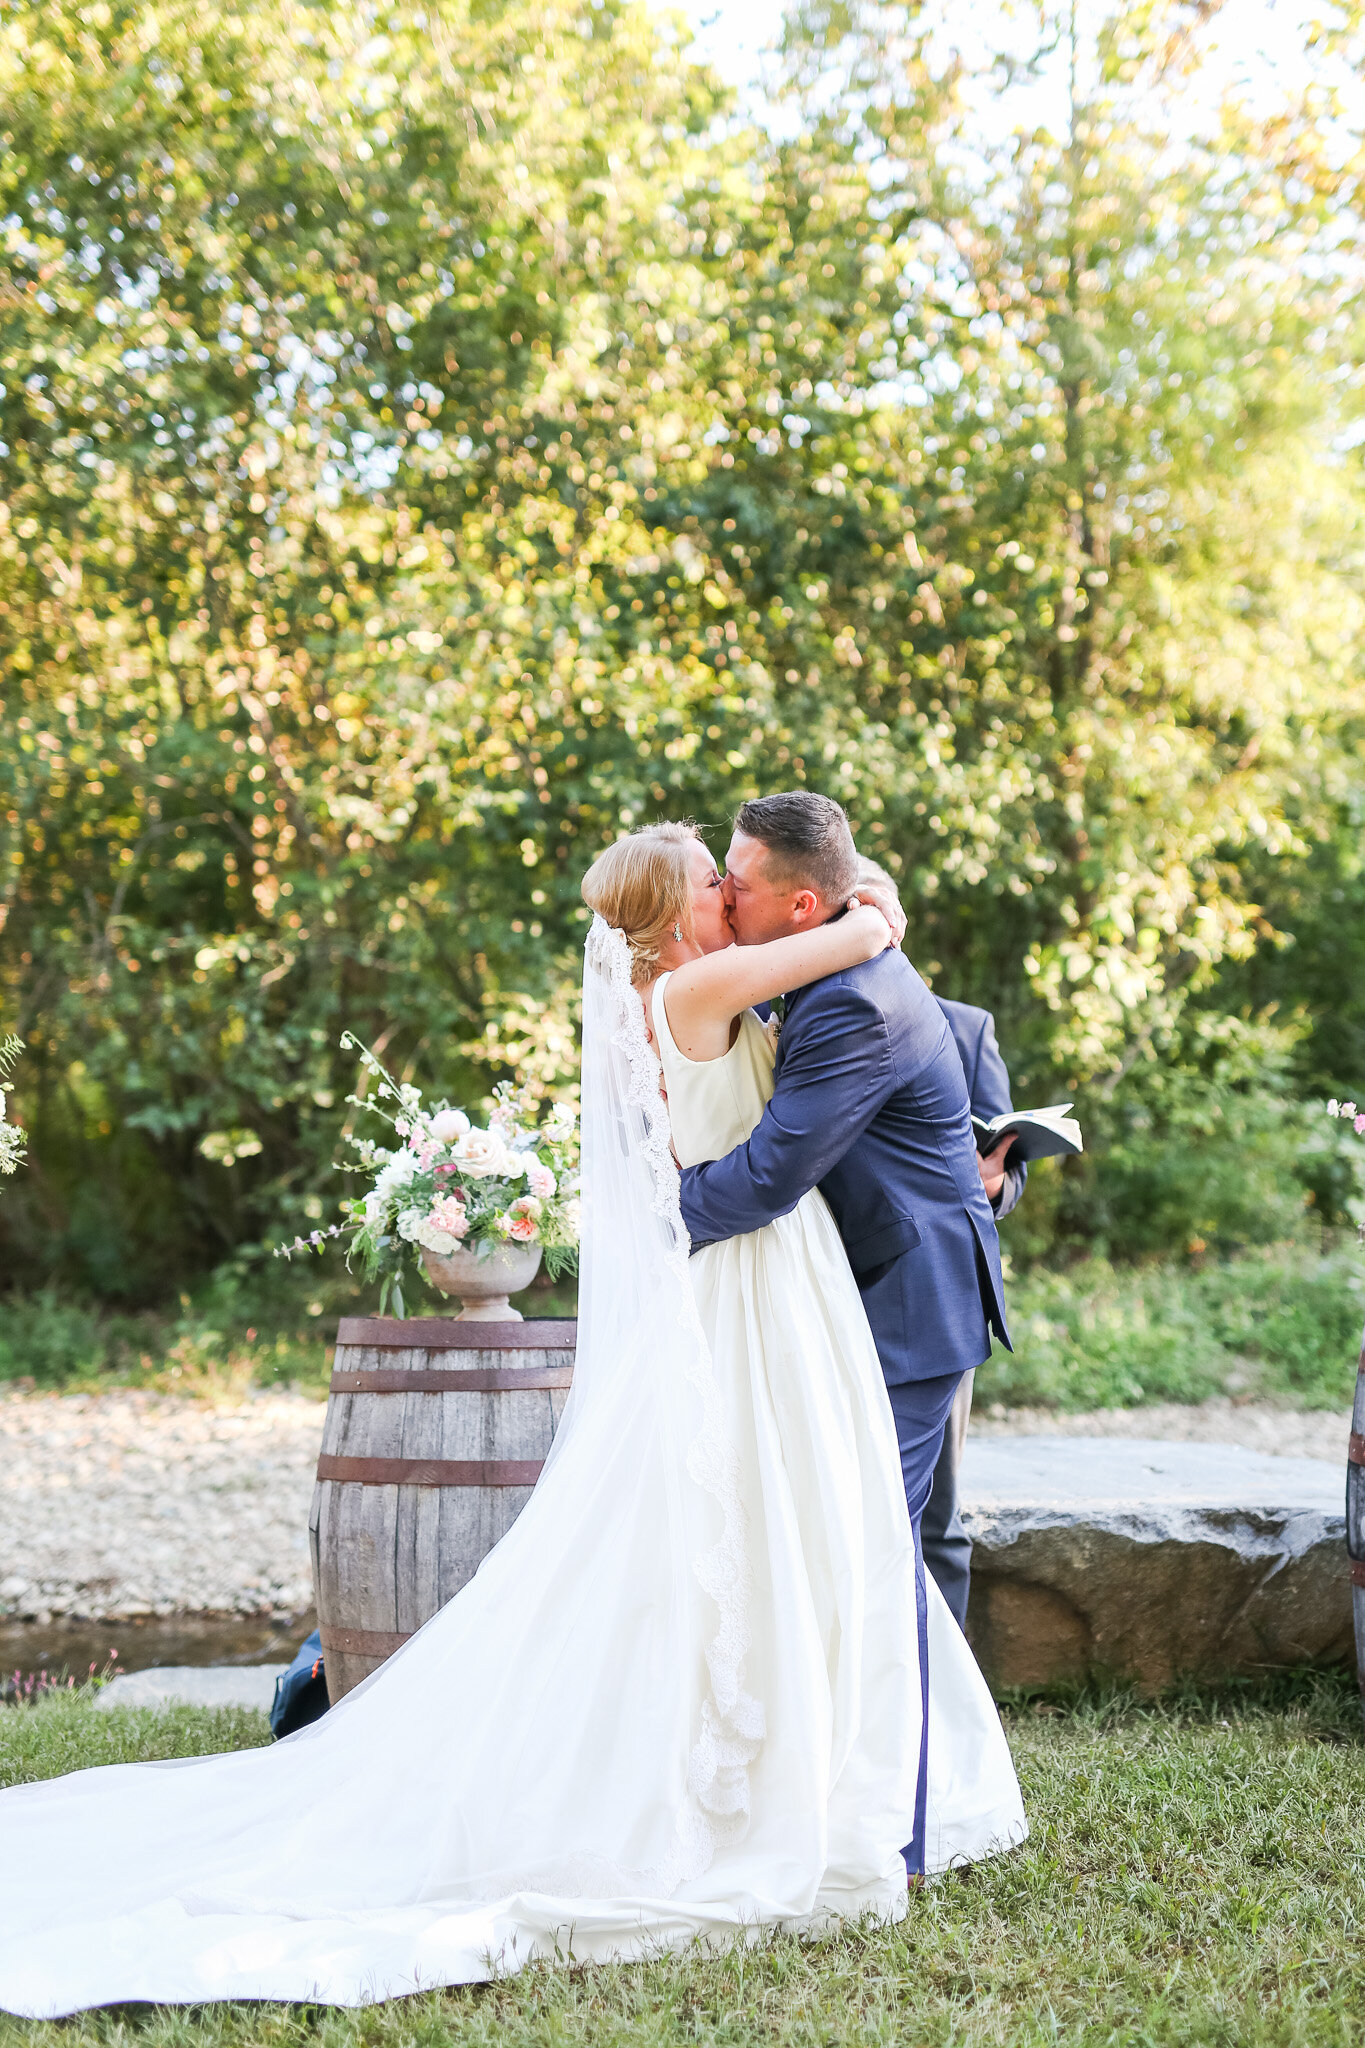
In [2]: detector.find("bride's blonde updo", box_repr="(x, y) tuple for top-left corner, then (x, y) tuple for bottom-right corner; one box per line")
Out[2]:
(581, 822), (700, 986)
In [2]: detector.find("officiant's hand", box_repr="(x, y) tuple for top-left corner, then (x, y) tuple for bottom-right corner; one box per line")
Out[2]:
(976, 1139), (1011, 1203)
(847, 875), (906, 948)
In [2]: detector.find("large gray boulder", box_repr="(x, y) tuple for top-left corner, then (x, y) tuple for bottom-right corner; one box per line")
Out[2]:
(94, 1665), (285, 1713)
(960, 1437), (1351, 1690)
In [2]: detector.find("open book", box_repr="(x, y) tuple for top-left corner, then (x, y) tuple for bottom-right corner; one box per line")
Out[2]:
(971, 1103), (1083, 1164)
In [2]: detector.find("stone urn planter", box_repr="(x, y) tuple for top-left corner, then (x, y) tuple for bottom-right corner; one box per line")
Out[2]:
(420, 1241), (542, 1320)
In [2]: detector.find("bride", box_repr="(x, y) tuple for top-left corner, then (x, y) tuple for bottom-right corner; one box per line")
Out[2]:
(0, 823), (1024, 2019)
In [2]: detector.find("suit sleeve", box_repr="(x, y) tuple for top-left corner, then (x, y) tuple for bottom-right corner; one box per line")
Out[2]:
(679, 983), (898, 1246)
(972, 1011), (1029, 1221)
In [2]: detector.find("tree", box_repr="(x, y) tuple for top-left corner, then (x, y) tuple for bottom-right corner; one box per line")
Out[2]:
(770, 0), (1365, 1090)
(3, 0), (1363, 1295)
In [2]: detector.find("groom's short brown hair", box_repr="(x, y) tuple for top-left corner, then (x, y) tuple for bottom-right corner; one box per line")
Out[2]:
(734, 792), (859, 905)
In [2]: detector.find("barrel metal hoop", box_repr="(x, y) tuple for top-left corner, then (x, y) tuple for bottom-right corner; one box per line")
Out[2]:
(316, 1453), (544, 1488)
(1350, 1433), (1365, 1468)
(319, 1625), (413, 1658)
(329, 1367), (574, 1395)
(335, 1317), (576, 1351)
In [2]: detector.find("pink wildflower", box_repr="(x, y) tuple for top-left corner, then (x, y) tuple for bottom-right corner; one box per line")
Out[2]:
(1355, 1114), (1365, 1137)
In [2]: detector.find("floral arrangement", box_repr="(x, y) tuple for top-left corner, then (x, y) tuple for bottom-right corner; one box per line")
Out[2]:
(0, 1037), (25, 1177)
(1327, 1096), (1365, 1139)
(278, 1034), (579, 1316)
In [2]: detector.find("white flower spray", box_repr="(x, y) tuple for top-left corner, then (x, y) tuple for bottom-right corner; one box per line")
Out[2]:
(0, 1038), (26, 1177)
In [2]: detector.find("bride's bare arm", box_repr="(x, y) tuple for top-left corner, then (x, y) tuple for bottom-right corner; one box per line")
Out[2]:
(663, 903), (892, 1057)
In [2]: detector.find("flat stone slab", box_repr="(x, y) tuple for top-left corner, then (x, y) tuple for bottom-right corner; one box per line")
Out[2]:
(961, 1437), (1351, 1689)
(94, 1665), (285, 1713)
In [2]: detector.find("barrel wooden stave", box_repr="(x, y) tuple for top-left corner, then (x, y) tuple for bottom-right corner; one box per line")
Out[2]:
(310, 1327), (572, 1702)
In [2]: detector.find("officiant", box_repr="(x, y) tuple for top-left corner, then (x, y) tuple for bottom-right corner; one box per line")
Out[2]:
(857, 859), (1026, 1630)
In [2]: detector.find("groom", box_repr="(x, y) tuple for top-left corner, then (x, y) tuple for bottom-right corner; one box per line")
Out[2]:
(677, 791), (1011, 1880)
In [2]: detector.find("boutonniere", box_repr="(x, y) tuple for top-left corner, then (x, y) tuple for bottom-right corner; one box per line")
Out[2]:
(765, 994), (787, 1055)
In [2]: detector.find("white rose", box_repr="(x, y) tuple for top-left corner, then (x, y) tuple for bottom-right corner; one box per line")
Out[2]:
(430, 1108), (471, 1144)
(452, 1127), (514, 1179)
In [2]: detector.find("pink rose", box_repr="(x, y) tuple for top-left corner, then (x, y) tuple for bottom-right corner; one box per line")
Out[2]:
(500, 1194), (542, 1243)
(429, 1194), (469, 1239)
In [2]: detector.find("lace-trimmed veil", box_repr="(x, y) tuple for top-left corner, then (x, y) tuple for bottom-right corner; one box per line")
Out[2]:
(540, 916), (765, 1887)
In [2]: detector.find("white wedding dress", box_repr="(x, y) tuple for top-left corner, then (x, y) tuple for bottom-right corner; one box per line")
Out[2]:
(0, 923), (1024, 2019)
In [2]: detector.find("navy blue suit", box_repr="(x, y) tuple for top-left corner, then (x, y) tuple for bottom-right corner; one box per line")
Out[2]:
(678, 949), (1011, 1876)
(925, 1001), (1026, 1625)
(679, 949), (1010, 1380)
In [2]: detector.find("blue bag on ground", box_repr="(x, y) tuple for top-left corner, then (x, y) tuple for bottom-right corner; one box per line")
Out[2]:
(269, 1629), (329, 1739)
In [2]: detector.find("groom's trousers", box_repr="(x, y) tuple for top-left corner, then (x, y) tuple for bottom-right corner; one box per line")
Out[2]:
(884, 1368), (969, 1880)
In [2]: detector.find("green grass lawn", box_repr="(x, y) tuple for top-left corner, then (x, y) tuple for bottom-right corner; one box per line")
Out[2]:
(2, 1675), (1363, 2046)
(2, 1241), (1362, 1413)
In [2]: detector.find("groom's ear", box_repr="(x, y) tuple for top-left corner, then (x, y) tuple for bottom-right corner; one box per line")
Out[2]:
(789, 887), (821, 926)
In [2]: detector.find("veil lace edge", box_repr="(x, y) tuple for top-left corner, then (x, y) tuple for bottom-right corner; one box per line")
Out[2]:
(584, 915), (765, 1886)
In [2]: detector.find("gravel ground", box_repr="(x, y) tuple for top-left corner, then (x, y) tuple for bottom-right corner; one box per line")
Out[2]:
(0, 1387), (322, 1624)
(0, 1386), (1352, 1624)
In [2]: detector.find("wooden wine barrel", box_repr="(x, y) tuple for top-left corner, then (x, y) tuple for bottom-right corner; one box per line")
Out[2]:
(310, 1315), (576, 1703)
(1349, 1316), (1365, 1723)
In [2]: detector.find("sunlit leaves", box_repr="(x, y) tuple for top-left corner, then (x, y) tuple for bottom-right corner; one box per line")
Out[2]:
(2, 0), (1364, 1293)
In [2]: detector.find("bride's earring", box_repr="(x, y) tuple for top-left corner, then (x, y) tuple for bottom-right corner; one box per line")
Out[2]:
(672, 922), (682, 942)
